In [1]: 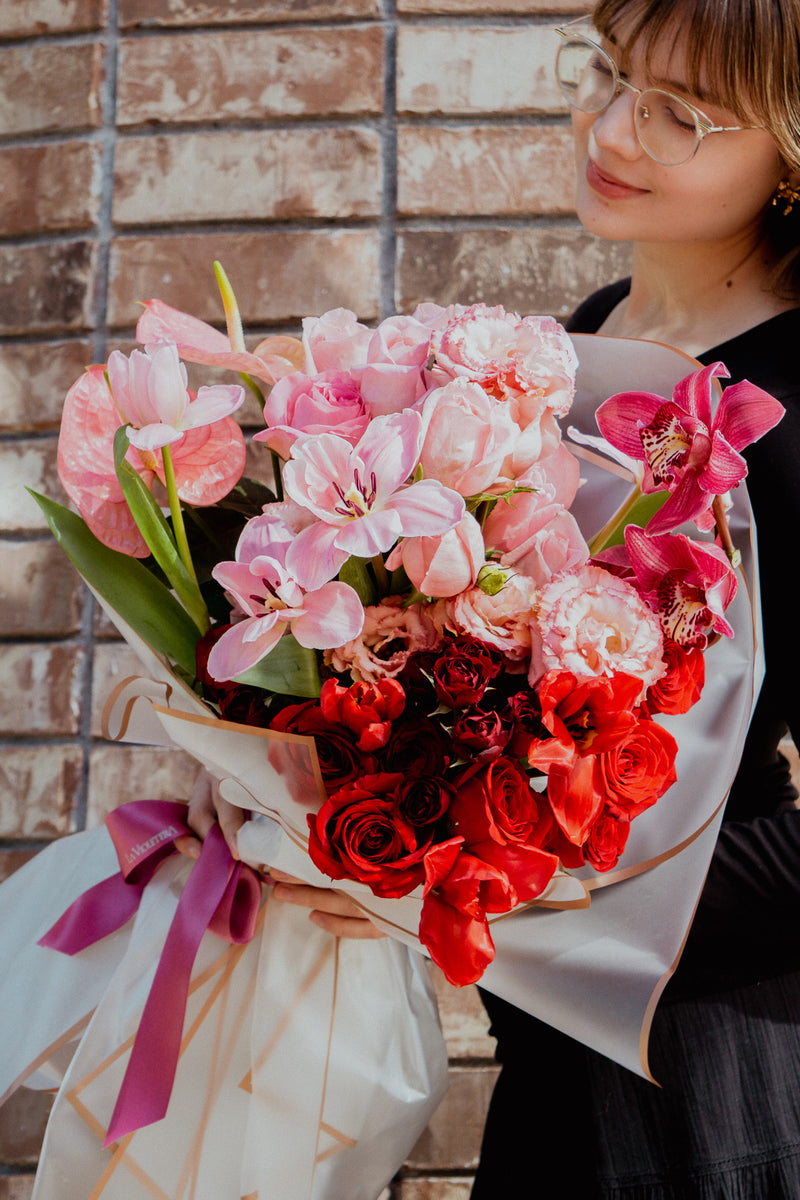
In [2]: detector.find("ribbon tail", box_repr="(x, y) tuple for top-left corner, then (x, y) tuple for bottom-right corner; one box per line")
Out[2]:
(104, 826), (234, 1146)
(38, 874), (144, 954)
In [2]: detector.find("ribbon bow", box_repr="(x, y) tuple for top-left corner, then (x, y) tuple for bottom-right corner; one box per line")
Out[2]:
(38, 799), (262, 1146)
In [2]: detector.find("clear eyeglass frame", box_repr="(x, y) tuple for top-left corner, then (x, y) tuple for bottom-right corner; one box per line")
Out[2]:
(554, 16), (749, 166)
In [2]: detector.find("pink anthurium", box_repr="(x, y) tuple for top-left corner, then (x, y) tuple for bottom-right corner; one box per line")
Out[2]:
(208, 514), (365, 680)
(136, 299), (303, 386)
(621, 524), (737, 648)
(595, 363), (784, 535)
(282, 411), (466, 592)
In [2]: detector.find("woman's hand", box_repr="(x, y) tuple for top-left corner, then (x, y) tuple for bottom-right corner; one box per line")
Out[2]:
(175, 771), (385, 940)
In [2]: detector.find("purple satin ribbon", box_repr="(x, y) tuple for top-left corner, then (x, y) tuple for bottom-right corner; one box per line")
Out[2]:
(38, 799), (262, 1147)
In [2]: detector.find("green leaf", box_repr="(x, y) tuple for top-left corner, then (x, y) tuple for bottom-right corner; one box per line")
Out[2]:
(601, 492), (668, 548)
(338, 555), (378, 606)
(113, 427), (208, 629)
(234, 634), (322, 698)
(30, 491), (201, 676)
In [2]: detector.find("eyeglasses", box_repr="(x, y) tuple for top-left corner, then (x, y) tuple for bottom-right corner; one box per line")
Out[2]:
(554, 19), (749, 166)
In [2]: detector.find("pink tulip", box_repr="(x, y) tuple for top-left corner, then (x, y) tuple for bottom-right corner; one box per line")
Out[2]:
(107, 342), (245, 452)
(136, 299), (302, 386)
(596, 363), (784, 535)
(390, 511), (486, 598)
(283, 411), (466, 592)
(208, 514), (364, 680)
(358, 315), (431, 416)
(302, 308), (372, 373)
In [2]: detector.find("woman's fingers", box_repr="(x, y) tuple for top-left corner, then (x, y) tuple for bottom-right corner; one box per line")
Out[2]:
(269, 872), (386, 940)
(174, 772), (246, 860)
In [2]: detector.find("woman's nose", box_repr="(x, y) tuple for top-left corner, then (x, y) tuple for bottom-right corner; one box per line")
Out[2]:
(590, 88), (642, 160)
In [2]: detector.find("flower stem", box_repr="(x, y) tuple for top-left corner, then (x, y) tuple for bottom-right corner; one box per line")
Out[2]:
(161, 445), (210, 633)
(713, 495), (741, 569)
(371, 554), (390, 596)
(587, 481), (642, 557)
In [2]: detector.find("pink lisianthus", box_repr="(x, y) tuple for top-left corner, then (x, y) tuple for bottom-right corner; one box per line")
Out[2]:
(302, 308), (372, 373)
(58, 363), (246, 557)
(107, 341), (245, 452)
(283, 411), (466, 592)
(595, 362), (785, 535)
(357, 315), (432, 416)
(529, 563), (665, 693)
(620, 525), (738, 648)
(437, 572), (537, 668)
(387, 511), (486, 599)
(255, 370), (370, 459)
(325, 596), (442, 682)
(136, 299), (302, 386)
(417, 379), (519, 496)
(208, 513), (364, 680)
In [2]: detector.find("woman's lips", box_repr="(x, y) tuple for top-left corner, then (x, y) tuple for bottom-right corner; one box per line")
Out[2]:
(586, 159), (649, 199)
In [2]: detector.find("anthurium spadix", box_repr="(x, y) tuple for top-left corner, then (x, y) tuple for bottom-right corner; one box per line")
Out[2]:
(208, 514), (364, 681)
(596, 362), (785, 536)
(282, 411), (467, 592)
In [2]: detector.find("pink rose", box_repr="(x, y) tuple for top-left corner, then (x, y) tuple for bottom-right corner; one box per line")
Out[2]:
(324, 596), (442, 682)
(391, 511), (486, 599)
(529, 564), (665, 693)
(418, 378), (519, 496)
(302, 308), (372, 373)
(256, 370), (369, 458)
(358, 315), (432, 416)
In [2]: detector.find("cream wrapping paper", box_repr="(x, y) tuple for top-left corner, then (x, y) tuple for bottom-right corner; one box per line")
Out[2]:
(0, 333), (761, 1196)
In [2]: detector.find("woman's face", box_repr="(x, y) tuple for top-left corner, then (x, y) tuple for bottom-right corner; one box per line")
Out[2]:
(570, 23), (788, 250)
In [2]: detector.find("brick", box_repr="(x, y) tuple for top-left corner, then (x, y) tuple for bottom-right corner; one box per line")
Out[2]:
(0, 441), (69, 534)
(0, 746), (83, 837)
(0, 142), (102, 238)
(87, 745), (200, 825)
(0, 644), (84, 736)
(399, 0), (582, 11)
(113, 129), (381, 225)
(0, 1089), (51, 1165)
(119, 0), (380, 24)
(432, 970), (495, 1060)
(117, 28), (383, 125)
(394, 1181), (474, 1200)
(0, 542), (84, 636)
(398, 226), (633, 320)
(108, 231), (381, 328)
(0, 241), (97, 336)
(407, 1065), (499, 1171)
(0, 849), (39, 884)
(398, 124), (575, 216)
(0, 341), (94, 433)
(0, 43), (103, 136)
(398, 25), (564, 115)
(0, 1178), (36, 1200)
(0, 1), (106, 35)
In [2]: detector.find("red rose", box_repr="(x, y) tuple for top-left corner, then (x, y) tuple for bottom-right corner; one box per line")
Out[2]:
(378, 717), (450, 777)
(431, 635), (502, 708)
(396, 775), (454, 828)
(270, 701), (374, 793)
(644, 639), (705, 715)
(450, 756), (553, 849)
(505, 689), (547, 758)
(599, 718), (678, 819)
(583, 807), (630, 872)
(307, 772), (431, 897)
(451, 705), (512, 762)
(320, 678), (405, 751)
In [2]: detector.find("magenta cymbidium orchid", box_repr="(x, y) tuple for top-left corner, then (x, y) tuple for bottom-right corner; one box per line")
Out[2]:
(596, 362), (785, 536)
(208, 515), (365, 681)
(282, 411), (466, 592)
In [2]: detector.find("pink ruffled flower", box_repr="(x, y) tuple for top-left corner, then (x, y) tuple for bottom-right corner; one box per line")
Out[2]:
(417, 379), (519, 496)
(325, 596), (442, 682)
(208, 513), (364, 680)
(107, 342), (245, 452)
(529, 564), (665, 692)
(58, 363), (246, 557)
(302, 308), (372, 373)
(438, 573), (537, 668)
(255, 370), (370, 459)
(388, 511), (486, 599)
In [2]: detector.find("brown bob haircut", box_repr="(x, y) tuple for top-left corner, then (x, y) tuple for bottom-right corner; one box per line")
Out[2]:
(591, 0), (800, 292)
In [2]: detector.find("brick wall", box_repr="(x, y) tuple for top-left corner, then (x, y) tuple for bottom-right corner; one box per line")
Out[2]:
(0, 1), (629, 1194)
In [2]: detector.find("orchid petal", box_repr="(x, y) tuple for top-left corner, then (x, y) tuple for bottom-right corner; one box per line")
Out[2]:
(698, 432), (747, 493)
(594, 391), (664, 459)
(713, 379), (786, 451)
(671, 361), (727, 427)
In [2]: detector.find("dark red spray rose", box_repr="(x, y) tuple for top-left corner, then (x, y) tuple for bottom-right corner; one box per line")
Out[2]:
(598, 718), (678, 819)
(319, 678), (405, 751)
(505, 689), (547, 758)
(396, 650), (440, 712)
(450, 756), (553, 849)
(583, 807), (630, 872)
(396, 775), (454, 828)
(644, 639), (705, 716)
(307, 772), (432, 897)
(378, 716), (450, 777)
(431, 636), (502, 708)
(451, 704), (513, 762)
(195, 625), (268, 726)
(270, 700), (374, 793)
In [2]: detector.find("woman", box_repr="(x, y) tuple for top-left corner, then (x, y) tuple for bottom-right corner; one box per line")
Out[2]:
(184, 0), (800, 1193)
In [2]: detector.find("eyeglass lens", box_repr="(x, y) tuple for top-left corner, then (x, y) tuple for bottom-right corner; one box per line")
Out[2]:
(556, 35), (701, 165)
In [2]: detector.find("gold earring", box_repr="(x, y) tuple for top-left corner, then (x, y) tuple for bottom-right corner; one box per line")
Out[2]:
(772, 179), (800, 216)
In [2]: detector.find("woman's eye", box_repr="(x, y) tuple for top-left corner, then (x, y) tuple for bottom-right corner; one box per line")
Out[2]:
(665, 105), (696, 132)
(589, 54), (614, 78)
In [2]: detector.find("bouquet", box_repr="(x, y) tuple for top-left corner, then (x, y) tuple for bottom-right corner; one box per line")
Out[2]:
(1, 264), (781, 1196)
